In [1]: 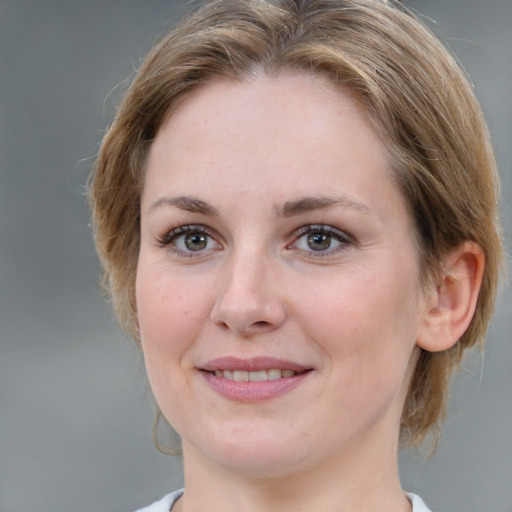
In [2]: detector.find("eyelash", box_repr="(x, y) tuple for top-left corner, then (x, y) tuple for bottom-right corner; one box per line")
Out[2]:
(155, 224), (221, 257)
(155, 224), (354, 258)
(289, 225), (354, 257)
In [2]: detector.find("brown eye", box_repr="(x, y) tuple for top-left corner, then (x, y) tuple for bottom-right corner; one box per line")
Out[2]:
(184, 232), (208, 251)
(159, 225), (222, 256)
(291, 225), (353, 256)
(307, 232), (332, 251)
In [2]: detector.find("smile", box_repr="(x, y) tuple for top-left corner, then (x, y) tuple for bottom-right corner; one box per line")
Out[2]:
(199, 357), (313, 402)
(213, 369), (298, 381)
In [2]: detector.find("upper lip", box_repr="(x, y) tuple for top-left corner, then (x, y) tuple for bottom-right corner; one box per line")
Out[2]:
(200, 357), (310, 373)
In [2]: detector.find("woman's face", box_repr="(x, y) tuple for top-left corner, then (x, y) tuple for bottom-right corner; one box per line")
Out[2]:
(136, 72), (431, 477)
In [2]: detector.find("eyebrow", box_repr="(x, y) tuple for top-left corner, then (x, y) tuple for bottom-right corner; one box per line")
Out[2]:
(279, 196), (375, 217)
(148, 196), (220, 216)
(147, 194), (375, 218)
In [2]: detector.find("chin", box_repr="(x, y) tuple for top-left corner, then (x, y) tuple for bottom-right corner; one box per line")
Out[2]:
(185, 424), (317, 478)
(211, 451), (309, 479)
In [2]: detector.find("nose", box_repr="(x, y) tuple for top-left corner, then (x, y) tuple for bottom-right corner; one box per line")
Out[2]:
(210, 249), (287, 337)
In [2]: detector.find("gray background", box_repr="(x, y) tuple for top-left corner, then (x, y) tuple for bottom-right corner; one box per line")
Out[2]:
(0, 1), (510, 511)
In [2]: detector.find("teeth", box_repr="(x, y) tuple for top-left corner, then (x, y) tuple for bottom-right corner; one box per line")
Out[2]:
(249, 370), (267, 382)
(267, 369), (282, 380)
(233, 370), (249, 382)
(214, 369), (298, 381)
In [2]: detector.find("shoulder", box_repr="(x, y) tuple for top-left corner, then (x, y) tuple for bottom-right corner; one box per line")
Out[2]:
(133, 489), (184, 512)
(133, 490), (429, 512)
(406, 492), (433, 512)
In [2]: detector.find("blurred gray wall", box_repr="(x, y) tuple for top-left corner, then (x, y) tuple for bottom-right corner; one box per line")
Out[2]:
(0, 1), (510, 511)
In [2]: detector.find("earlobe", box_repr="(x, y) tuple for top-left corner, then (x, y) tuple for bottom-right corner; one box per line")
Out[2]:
(416, 242), (485, 352)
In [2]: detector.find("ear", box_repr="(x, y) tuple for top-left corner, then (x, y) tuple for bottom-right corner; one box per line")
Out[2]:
(416, 242), (485, 352)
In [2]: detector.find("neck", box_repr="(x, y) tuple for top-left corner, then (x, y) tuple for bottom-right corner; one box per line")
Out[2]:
(178, 432), (411, 512)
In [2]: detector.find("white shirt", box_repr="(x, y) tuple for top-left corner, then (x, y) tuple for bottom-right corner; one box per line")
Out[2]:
(135, 489), (433, 511)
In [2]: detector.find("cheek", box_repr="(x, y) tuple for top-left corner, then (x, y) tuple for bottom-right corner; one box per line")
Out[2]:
(292, 259), (421, 381)
(135, 264), (212, 365)
(135, 264), (214, 422)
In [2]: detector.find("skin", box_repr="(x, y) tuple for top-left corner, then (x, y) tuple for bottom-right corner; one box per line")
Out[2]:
(136, 72), (439, 512)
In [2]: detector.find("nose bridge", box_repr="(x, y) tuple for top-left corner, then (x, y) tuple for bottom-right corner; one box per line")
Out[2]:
(226, 245), (263, 296)
(211, 240), (286, 335)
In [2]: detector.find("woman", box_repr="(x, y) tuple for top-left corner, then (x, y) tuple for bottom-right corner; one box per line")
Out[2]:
(89, 1), (503, 510)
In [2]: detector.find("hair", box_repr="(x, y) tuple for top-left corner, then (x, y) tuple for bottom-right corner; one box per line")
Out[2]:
(89, 0), (503, 447)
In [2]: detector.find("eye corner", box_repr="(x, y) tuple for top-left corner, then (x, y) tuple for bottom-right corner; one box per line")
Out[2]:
(155, 224), (223, 257)
(288, 224), (355, 257)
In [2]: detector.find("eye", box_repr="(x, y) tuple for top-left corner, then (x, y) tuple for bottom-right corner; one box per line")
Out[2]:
(290, 225), (353, 255)
(157, 225), (222, 256)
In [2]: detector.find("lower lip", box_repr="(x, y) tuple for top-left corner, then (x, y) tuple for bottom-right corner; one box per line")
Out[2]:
(200, 371), (311, 402)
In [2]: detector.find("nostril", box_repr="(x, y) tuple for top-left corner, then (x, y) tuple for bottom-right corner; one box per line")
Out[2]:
(252, 321), (271, 328)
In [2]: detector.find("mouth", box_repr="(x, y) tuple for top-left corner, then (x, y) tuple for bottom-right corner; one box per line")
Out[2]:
(209, 368), (301, 382)
(198, 357), (313, 402)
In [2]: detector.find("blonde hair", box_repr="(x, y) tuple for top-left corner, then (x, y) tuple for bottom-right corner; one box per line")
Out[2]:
(89, 0), (503, 446)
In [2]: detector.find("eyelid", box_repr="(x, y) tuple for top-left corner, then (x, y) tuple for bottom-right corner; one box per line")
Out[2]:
(154, 223), (353, 258)
(288, 224), (355, 256)
(155, 224), (223, 255)
(293, 224), (353, 241)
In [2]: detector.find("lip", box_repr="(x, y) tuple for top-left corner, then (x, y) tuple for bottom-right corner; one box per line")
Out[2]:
(200, 356), (309, 373)
(198, 357), (313, 403)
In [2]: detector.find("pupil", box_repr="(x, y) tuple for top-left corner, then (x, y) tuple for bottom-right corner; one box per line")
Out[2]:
(307, 232), (331, 251)
(185, 232), (207, 251)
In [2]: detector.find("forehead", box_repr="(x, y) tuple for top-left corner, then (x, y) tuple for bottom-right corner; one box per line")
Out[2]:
(152, 72), (381, 163)
(143, 72), (405, 223)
